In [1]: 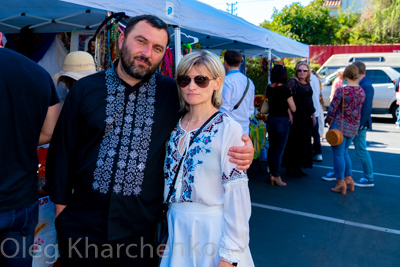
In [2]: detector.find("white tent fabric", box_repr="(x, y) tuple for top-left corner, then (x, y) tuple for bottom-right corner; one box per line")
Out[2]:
(61, 0), (309, 58)
(0, 0), (107, 33)
(0, 0), (309, 58)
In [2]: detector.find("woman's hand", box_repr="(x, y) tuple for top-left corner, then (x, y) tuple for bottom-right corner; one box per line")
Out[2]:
(217, 260), (235, 267)
(312, 113), (316, 127)
(228, 134), (254, 170)
(55, 204), (66, 219)
(325, 117), (332, 125)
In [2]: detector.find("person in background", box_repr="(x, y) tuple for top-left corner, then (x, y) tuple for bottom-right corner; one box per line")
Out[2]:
(266, 65), (296, 186)
(0, 32), (60, 266)
(316, 72), (325, 141)
(220, 50), (255, 135)
(310, 69), (323, 162)
(330, 70), (343, 102)
(161, 50), (254, 267)
(283, 61), (316, 177)
(394, 76), (400, 128)
(326, 64), (365, 195)
(45, 15), (254, 266)
(87, 37), (96, 57)
(55, 51), (97, 90)
(54, 51), (96, 108)
(322, 61), (375, 187)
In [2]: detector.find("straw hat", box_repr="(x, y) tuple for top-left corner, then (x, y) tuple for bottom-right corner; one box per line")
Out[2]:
(54, 51), (96, 84)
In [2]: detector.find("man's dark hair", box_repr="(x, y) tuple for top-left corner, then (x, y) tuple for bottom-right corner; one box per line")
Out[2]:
(352, 61), (366, 75)
(270, 64), (288, 84)
(224, 50), (243, 67)
(124, 15), (171, 46)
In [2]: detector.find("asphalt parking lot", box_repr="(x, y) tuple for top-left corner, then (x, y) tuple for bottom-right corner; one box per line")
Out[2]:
(247, 115), (400, 267)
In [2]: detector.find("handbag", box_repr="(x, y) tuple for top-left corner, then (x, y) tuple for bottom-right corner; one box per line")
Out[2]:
(326, 86), (344, 146)
(260, 99), (269, 114)
(154, 111), (220, 246)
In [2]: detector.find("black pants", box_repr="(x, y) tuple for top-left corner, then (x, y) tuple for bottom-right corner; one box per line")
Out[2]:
(57, 229), (159, 267)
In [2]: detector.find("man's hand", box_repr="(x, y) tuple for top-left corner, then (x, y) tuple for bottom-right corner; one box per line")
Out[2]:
(217, 260), (235, 267)
(55, 204), (67, 219)
(228, 134), (253, 170)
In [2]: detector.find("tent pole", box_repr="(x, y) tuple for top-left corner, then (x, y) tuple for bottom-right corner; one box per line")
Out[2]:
(268, 49), (272, 84)
(174, 26), (182, 74)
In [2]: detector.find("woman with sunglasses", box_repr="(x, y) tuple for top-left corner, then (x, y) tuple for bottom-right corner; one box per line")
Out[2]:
(160, 51), (254, 267)
(265, 65), (296, 186)
(283, 61), (316, 177)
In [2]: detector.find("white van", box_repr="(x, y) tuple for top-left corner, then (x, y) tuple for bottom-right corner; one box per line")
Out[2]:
(322, 66), (400, 119)
(317, 53), (400, 77)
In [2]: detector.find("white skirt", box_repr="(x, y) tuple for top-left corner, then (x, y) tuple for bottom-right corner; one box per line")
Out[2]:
(159, 202), (254, 267)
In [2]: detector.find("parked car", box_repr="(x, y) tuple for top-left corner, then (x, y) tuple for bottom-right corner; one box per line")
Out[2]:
(317, 53), (400, 78)
(322, 66), (400, 119)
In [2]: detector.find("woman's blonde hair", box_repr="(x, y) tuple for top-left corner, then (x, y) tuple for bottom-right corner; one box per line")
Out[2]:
(295, 61), (311, 83)
(343, 64), (359, 81)
(176, 50), (225, 112)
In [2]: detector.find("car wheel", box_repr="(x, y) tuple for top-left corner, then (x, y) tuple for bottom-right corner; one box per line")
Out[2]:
(391, 102), (399, 120)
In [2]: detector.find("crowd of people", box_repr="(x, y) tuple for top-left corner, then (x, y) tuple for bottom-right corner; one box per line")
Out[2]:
(0, 12), (382, 266)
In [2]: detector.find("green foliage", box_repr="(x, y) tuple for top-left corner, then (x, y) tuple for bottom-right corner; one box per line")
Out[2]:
(245, 58), (321, 95)
(334, 8), (360, 44)
(350, 0), (400, 44)
(259, 0), (400, 45)
(246, 57), (268, 95)
(260, 0), (338, 45)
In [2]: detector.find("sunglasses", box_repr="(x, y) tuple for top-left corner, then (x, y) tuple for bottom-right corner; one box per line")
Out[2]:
(177, 75), (216, 88)
(297, 69), (308, 73)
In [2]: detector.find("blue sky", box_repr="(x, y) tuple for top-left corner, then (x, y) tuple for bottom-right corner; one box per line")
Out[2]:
(198, 0), (313, 26)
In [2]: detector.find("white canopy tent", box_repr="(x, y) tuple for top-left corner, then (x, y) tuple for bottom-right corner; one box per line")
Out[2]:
(0, 0), (107, 33)
(61, 0), (309, 62)
(0, 0), (309, 66)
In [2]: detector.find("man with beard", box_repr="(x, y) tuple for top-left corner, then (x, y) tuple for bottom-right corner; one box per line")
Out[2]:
(46, 15), (254, 266)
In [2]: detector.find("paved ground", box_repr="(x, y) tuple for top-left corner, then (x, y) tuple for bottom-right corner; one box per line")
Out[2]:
(247, 116), (400, 267)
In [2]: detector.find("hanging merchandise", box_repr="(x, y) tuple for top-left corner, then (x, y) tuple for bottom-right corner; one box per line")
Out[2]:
(194, 43), (201, 50)
(182, 43), (192, 55)
(160, 48), (175, 78)
(93, 12), (127, 70)
(249, 114), (266, 160)
(261, 58), (269, 73)
(221, 50), (227, 57)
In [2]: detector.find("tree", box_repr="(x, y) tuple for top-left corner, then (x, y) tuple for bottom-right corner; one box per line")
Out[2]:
(350, 0), (400, 44)
(260, 0), (360, 45)
(334, 8), (360, 44)
(260, 0), (337, 45)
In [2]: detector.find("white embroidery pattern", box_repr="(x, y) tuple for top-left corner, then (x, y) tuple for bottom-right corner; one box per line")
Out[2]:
(92, 68), (156, 196)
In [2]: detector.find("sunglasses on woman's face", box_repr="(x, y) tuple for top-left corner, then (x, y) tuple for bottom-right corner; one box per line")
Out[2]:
(177, 75), (216, 88)
(297, 69), (308, 73)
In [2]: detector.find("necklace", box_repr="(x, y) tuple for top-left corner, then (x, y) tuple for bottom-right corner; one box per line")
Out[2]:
(185, 108), (215, 130)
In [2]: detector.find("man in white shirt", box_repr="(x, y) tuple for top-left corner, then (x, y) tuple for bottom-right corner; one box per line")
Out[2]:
(310, 71), (323, 161)
(220, 50), (255, 135)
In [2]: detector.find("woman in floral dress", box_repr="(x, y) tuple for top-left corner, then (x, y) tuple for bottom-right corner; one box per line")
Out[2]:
(326, 64), (365, 195)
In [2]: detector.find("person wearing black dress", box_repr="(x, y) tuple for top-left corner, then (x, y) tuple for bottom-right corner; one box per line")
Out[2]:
(266, 65), (296, 186)
(283, 62), (316, 177)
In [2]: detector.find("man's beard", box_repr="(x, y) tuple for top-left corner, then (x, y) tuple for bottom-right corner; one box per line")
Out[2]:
(120, 43), (159, 80)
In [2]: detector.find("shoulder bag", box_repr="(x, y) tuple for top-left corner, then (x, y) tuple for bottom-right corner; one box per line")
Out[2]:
(154, 111), (220, 246)
(231, 78), (250, 111)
